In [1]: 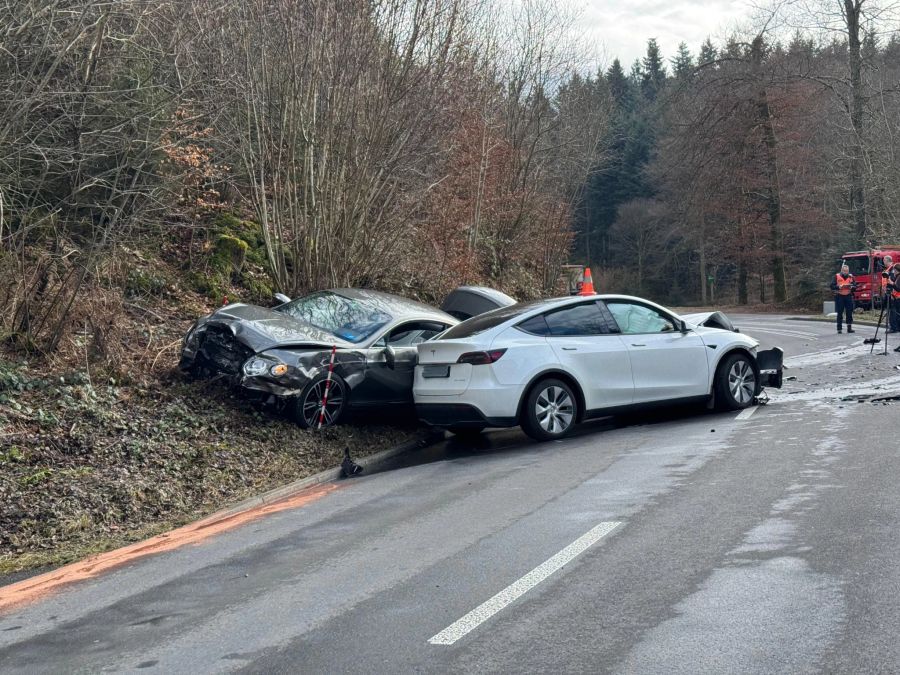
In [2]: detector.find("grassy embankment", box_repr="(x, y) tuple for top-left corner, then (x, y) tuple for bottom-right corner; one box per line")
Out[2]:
(0, 217), (418, 576)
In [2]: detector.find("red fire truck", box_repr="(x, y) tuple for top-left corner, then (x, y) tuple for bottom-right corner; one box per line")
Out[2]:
(840, 246), (900, 309)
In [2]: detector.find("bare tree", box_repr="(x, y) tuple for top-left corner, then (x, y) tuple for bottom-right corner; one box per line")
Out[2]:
(0, 0), (185, 350)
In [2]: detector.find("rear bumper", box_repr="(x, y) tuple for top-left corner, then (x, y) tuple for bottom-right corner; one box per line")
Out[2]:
(415, 403), (517, 429)
(756, 347), (784, 389)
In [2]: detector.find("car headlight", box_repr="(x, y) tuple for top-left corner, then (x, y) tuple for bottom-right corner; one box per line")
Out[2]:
(243, 357), (271, 376)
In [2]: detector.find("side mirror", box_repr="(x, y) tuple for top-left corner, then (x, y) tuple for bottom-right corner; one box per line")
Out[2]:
(274, 293), (291, 305)
(384, 345), (396, 369)
(679, 320), (690, 333)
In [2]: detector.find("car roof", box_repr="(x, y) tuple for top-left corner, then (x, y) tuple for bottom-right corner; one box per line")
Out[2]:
(523, 294), (682, 315)
(331, 288), (457, 324)
(448, 286), (517, 304)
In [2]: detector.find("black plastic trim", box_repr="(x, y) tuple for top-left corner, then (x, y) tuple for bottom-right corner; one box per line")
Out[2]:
(416, 403), (517, 429)
(582, 395), (712, 420)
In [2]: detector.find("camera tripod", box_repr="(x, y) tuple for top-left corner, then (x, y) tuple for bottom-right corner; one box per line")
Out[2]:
(867, 294), (892, 355)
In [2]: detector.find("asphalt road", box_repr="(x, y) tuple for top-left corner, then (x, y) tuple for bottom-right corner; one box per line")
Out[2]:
(4, 314), (900, 674)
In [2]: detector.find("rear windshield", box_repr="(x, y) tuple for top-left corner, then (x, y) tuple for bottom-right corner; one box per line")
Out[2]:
(440, 300), (546, 339)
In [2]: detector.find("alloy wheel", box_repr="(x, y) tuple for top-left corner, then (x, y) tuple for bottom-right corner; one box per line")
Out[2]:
(302, 379), (345, 428)
(535, 385), (574, 435)
(728, 360), (755, 405)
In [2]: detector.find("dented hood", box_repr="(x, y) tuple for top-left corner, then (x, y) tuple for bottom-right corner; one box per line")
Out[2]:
(682, 310), (738, 332)
(201, 303), (353, 352)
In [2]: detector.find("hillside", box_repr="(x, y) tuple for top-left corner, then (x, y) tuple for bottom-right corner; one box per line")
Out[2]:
(0, 238), (415, 576)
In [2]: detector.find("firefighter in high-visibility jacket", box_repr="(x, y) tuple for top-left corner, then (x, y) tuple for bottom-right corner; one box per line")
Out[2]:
(891, 273), (900, 351)
(881, 255), (900, 333)
(831, 263), (857, 334)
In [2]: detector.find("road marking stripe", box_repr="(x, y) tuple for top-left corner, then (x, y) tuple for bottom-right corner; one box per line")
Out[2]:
(736, 406), (759, 420)
(428, 521), (621, 646)
(0, 483), (340, 613)
(742, 327), (819, 339)
(735, 322), (820, 334)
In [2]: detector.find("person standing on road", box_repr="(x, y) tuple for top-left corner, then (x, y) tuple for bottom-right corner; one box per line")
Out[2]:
(882, 256), (900, 333)
(831, 263), (857, 334)
(890, 273), (900, 351)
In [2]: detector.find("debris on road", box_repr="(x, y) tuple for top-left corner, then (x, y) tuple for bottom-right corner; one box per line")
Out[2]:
(341, 447), (364, 478)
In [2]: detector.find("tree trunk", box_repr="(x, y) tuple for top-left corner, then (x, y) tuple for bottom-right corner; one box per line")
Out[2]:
(759, 267), (766, 304)
(738, 259), (748, 305)
(752, 35), (787, 303)
(699, 245), (707, 305)
(845, 0), (867, 243)
(637, 249), (644, 295)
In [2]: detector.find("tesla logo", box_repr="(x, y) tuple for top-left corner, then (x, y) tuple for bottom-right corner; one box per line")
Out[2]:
(431, 350), (436, 356)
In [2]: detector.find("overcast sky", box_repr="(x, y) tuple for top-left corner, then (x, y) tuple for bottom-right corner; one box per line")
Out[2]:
(578, 0), (752, 71)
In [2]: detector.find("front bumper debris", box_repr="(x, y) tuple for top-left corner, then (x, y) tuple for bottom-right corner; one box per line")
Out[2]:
(756, 347), (784, 389)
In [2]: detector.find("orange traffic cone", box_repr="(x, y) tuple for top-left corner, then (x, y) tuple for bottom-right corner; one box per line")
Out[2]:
(578, 268), (596, 295)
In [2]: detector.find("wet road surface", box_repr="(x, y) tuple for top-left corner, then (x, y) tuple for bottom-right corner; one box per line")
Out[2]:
(3, 315), (900, 673)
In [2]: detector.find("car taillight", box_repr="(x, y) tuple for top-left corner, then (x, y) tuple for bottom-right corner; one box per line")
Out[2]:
(457, 349), (507, 365)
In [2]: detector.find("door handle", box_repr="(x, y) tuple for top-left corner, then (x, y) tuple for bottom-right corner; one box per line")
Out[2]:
(631, 343), (646, 347)
(561, 347), (577, 351)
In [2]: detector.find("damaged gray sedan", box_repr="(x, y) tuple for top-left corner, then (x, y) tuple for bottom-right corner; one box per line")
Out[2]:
(180, 288), (512, 428)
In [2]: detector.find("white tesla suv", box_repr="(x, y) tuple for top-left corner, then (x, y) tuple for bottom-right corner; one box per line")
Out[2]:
(413, 295), (783, 441)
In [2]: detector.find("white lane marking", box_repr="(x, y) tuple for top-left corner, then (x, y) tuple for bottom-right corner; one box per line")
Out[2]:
(741, 327), (819, 340)
(739, 321), (818, 331)
(428, 521), (622, 646)
(735, 321), (823, 336)
(737, 321), (820, 332)
(736, 406), (759, 420)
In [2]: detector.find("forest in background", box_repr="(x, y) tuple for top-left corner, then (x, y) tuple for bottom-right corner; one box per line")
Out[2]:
(574, 1), (900, 306)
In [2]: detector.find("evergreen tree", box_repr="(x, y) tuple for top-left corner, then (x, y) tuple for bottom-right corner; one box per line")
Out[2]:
(629, 58), (644, 86)
(699, 38), (718, 67)
(672, 42), (694, 79)
(574, 49), (660, 268)
(606, 58), (632, 109)
(724, 36), (744, 59)
(641, 38), (667, 100)
(787, 31), (815, 58)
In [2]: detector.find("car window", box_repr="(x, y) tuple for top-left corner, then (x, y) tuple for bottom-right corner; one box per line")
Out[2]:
(373, 321), (450, 348)
(604, 301), (676, 334)
(543, 302), (612, 337)
(516, 314), (552, 336)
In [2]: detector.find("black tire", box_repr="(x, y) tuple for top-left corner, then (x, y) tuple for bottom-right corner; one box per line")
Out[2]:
(714, 353), (757, 411)
(448, 426), (485, 439)
(293, 373), (348, 429)
(521, 378), (578, 442)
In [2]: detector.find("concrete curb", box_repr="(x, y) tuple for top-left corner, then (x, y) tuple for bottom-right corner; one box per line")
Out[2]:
(211, 431), (445, 521)
(787, 316), (880, 327)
